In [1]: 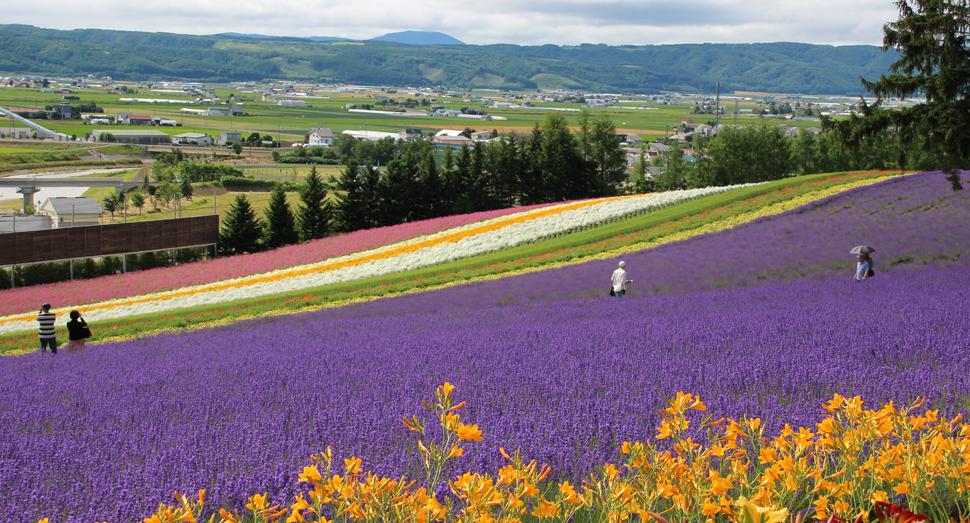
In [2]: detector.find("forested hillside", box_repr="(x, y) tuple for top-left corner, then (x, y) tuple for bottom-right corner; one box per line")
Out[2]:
(0, 24), (897, 94)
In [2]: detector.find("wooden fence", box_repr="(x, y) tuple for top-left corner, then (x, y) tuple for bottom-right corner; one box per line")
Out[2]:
(0, 215), (219, 266)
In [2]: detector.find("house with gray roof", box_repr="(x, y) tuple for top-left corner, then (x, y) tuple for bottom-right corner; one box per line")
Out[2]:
(38, 197), (102, 228)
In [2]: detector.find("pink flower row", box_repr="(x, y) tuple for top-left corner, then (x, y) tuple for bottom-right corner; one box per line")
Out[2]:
(0, 203), (564, 316)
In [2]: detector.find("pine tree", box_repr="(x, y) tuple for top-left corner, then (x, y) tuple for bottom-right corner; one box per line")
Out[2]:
(335, 157), (370, 233)
(590, 114), (627, 196)
(416, 150), (441, 220)
(630, 146), (652, 194)
(825, 0), (970, 190)
(219, 194), (264, 256)
(360, 162), (382, 228)
(540, 111), (582, 201)
(296, 166), (332, 242)
(377, 149), (419, 226)
(263, 184), (298, 249)
(489, 132), (521, 208)
(448, 144), (474, 214)
(519, 123), (545, 205)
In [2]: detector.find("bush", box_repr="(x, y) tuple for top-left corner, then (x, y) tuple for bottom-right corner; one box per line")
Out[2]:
(218, 176), (300, 192)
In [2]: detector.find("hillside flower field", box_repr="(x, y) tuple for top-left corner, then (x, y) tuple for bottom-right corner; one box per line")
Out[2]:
(340, 170), (970, 315)
(2, 171), (968, 522)
(0, 202), (567, 317)
(0, 170), (900, 352)
(0, 184), (758, 333)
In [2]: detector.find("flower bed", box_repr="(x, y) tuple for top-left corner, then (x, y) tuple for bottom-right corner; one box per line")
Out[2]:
(338, 170), (969, 317)
(0, 184), (757, 333)
(0, 171), (905, 352)
(0, 203), (568, 317)
(132, 386), (969, 523)
(2, 172), (968, 521)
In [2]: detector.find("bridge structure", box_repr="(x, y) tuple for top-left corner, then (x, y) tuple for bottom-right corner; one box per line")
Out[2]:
(0, 177), (141, 213)
(0, 105), (67, 139)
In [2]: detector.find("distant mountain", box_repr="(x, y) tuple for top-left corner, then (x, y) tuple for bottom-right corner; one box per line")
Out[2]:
(218, 30), (466, 45)
(0, 25), (897, 95)
(217, 32), (352, 42)
(369, 31), (465, 45)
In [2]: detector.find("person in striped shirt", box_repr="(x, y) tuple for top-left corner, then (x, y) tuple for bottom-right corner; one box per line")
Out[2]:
(37, 303), (58, 355)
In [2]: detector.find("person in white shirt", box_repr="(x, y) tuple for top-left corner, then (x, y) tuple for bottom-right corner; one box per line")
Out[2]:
(611, 261), (632, 298)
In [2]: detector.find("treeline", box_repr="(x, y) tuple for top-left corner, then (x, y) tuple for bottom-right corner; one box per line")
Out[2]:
(218, 110), (629, 254)
(641, 125), (941, 192)
(0, 24), (897, 94)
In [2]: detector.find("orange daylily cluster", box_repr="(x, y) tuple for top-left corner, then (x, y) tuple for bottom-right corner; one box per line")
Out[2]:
(37, 386), (970, 523)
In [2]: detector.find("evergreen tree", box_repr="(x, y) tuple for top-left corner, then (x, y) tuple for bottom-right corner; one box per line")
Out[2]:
(438, 146), (458, 211)
(590, 114), (627, 195)
(416, 150), (442, 220)
(377, 149), (419, 226)
(826, 0), (970, 190)
(448, 144), (475, 214)
(629, 146), (653, 194)
(263, 184), (298, 249)
(219, 194), (264, 256)
(488, 132), (522, 208)
(296, 166), (332, 241)
(519, 123), (545, 205)
(540, 111), (582, 201)
(335, 157), (370, 233)
(360, 162), (382, 228)
(653, 143), (689, 191)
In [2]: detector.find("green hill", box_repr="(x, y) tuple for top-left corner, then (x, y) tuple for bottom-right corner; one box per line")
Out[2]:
(0, 24), (897, 94)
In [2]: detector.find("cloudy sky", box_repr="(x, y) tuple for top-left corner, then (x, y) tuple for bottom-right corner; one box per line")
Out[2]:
(5, 0), (899, 47)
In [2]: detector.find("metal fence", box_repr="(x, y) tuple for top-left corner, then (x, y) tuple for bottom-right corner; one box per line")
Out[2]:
(0, 215), (219, 266)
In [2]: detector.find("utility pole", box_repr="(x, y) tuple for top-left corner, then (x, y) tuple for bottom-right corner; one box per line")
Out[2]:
(715, 81), (720, 132)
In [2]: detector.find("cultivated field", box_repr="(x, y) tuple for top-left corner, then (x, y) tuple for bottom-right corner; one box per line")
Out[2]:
(1, 170), (967, 523)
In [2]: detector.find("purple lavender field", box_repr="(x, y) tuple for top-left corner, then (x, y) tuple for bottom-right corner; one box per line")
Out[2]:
(1, 172), (969, 522)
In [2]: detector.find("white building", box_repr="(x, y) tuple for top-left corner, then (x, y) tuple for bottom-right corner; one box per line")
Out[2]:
(308, 128), (334, 147)
(278, 99), (307, 107)
(173, 132), (213, 146)
(39, 197), (102, 228)
(341, 129), (400, 142)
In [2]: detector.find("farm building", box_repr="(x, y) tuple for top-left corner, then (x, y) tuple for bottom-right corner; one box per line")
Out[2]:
(92, 130), (171, 145)
(217, 132), (242, 146)
(38, 197), (102, 228)
(173, 133), (212, 146)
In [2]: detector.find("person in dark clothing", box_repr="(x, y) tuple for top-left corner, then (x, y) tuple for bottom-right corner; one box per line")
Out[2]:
(37, 303), (57, 355)
(66, 310), (89, 352)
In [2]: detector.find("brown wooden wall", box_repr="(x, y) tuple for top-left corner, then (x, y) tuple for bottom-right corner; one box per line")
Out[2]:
(0, 215), (219, 266)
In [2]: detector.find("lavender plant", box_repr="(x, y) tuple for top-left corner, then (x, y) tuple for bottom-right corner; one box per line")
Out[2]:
(2, 171), (968, 522)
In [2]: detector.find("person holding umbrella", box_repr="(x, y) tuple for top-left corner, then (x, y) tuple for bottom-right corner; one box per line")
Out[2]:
(851, 245), (875, 281)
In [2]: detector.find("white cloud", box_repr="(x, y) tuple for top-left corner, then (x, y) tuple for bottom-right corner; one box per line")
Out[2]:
(3, 0), (898, 46)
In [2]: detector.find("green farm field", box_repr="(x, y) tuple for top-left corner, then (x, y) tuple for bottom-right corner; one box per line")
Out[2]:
(1, 86), (827, 143)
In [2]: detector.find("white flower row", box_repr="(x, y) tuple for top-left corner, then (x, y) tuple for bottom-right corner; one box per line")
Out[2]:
(0, 184), (758, 334)
(0, 202), (573, 328)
